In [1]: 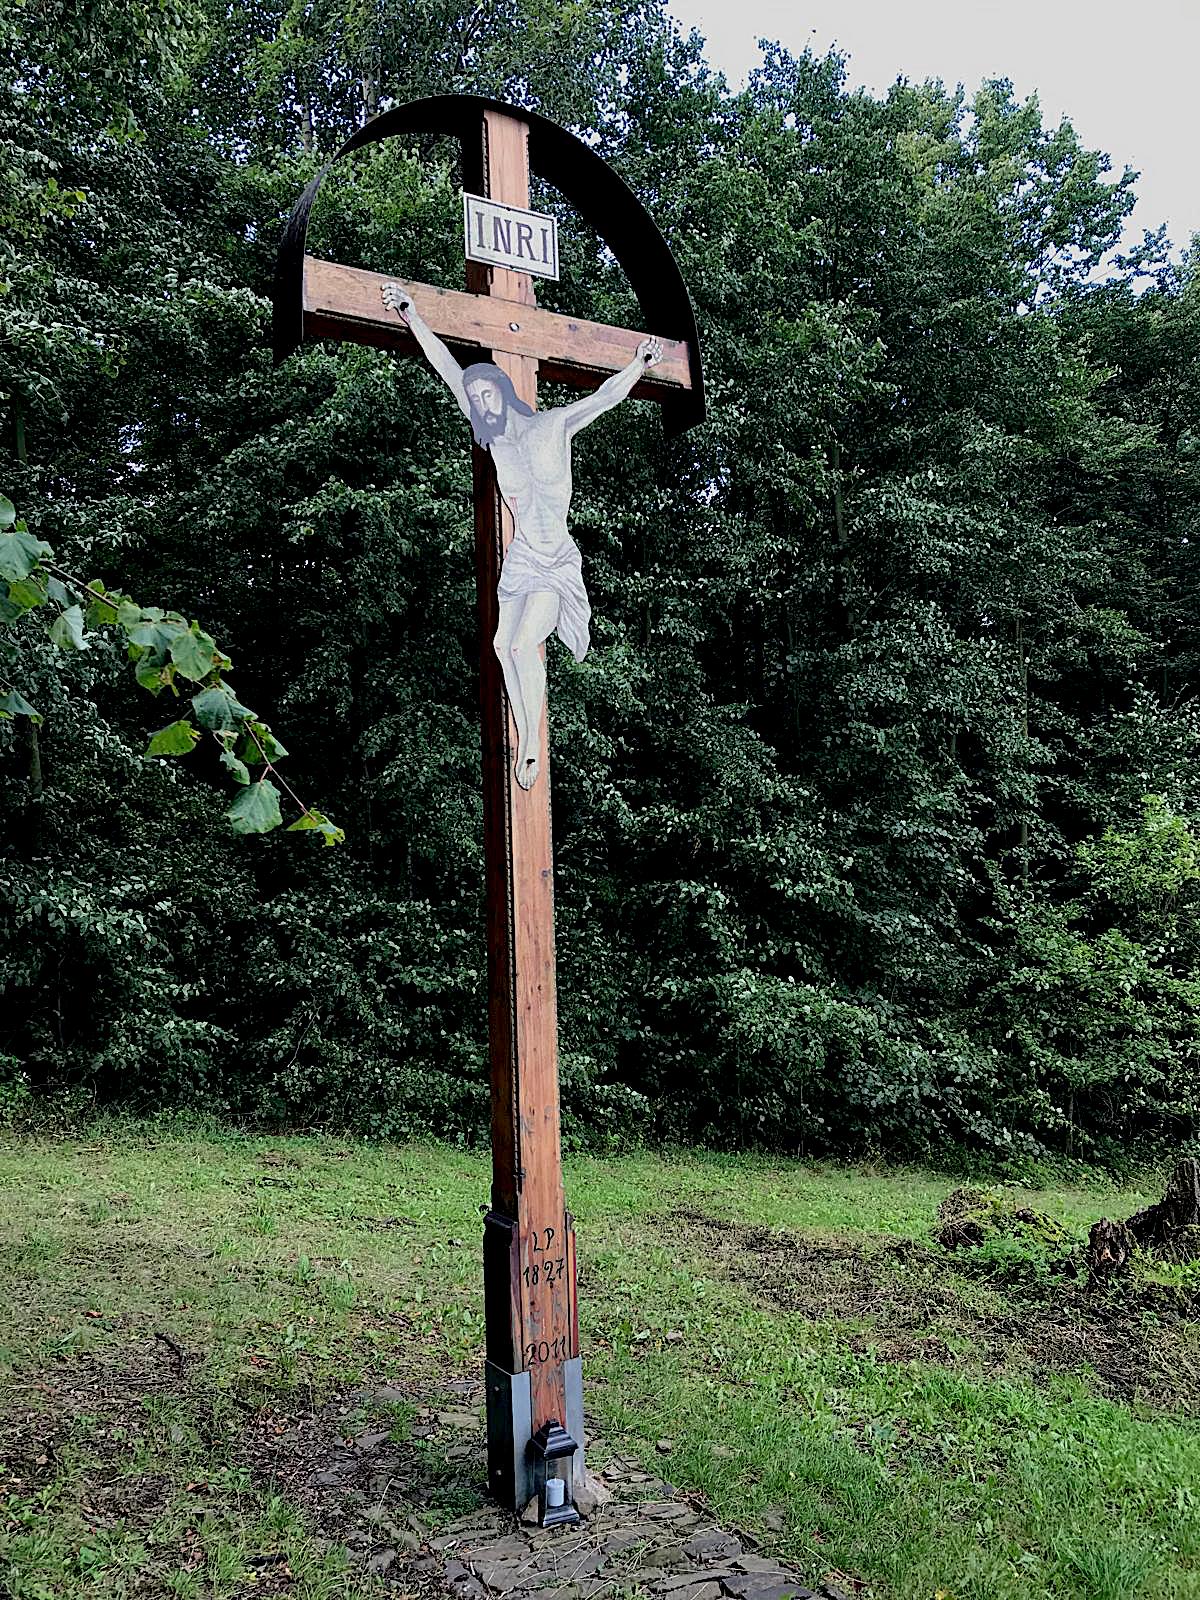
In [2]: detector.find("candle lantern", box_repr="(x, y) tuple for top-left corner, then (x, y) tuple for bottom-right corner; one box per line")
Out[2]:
(528, 1420), (579, 1527)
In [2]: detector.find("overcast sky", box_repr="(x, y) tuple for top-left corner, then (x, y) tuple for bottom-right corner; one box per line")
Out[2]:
(665, 0), (1198, 256)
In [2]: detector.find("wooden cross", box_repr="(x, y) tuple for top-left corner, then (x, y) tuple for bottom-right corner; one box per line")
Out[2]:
(274, 95), (704, 1516)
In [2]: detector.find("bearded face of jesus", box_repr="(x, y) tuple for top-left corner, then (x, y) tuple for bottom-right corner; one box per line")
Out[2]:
(461, 362), (535, 449)
(466, 376), (507, 445)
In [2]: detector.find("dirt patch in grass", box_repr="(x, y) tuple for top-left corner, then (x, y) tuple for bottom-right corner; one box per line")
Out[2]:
(673, 1211), (1200, 1411)
(0, 1232), (472, 1597)
(1, 1331), (482, 1598)
(0, 1335), (217, 1598)
(237, 1377), (487, 1542)
(1, 1329), (196, 1484)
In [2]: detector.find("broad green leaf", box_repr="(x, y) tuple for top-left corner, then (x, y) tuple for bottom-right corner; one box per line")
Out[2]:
(143, 628), (178, 658)
(48, 577), (71, 607)
(0, 496), (14, 530)
(240, 721), (289, 763)
(193, 685), (253, 731)
(0, 527), (52, 583)
(219, 747), (250, 785)
(135, 658), (168, 694)
(0, 689), (41, 723)
(170, 625), (218, 682)
(287, 810), (345, 845)
(85, 592), (117, 625)
(6, 576), (47, 612)
(129, 617), (183, 654)
(227, 779), (283, 835)
(49, 604), (88, 650)
(146, 719), (199, 757)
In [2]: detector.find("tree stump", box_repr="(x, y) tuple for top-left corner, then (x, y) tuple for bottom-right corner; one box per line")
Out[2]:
(1125, 1158), (1200, 1255)
(1088, 1160), (1200, 1278)
(1087, 1218), (1135, 1280)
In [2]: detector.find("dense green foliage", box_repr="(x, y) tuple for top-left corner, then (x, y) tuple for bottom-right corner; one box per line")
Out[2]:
(4, 0), (1200, 1163)
(0, 491), (343, 841)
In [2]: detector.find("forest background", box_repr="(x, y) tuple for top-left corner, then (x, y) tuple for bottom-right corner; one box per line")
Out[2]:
(5, 0), (1200, 1171)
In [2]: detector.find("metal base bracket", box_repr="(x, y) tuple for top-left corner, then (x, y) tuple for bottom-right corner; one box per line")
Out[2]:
(485, 1357), (586, 1514)
(485, 1361), (533, 1511)
(564, 1355), (585, 1481)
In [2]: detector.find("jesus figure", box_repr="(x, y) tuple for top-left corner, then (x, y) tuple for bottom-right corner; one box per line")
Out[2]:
(382, 281), (662, 791)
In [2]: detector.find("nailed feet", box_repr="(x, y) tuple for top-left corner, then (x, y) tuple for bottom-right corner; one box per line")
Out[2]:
(516, 748), (540, 790)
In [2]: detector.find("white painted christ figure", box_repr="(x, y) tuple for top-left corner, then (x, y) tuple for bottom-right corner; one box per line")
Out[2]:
(382, 281), (662, 790)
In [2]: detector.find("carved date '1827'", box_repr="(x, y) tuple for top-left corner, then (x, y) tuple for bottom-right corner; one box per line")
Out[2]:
(522, 1255), (566, 1289)
(522, 1224), (563, 1290)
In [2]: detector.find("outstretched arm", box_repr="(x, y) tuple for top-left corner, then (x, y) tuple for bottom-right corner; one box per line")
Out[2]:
(381, 282), (470, 421)
(560, 338), (663, 439)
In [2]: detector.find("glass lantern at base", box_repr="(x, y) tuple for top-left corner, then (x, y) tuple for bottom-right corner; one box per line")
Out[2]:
(528, 1420), (580, 1528)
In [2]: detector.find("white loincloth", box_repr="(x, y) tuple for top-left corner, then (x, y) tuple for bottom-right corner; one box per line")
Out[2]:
(497, 533), (591, 662)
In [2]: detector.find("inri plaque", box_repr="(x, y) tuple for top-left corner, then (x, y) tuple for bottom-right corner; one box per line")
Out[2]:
(463, 192), (559, 280)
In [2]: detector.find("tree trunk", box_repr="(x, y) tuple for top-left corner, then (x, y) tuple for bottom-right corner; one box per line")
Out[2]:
(1015, 615), (1029, 885)
(831, 436), (851, 640)
(26, 720), (43, 854)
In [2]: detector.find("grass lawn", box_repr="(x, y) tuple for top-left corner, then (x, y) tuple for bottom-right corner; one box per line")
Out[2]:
(1, 1125), (1198, 1600)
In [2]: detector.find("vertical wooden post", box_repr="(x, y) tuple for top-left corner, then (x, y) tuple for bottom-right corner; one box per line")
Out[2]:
(274, 87), (706, 1522)
(468, 108), (580, 1513)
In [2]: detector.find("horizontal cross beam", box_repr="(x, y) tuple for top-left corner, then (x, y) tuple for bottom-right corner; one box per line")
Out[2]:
(302, 256), (694, 400)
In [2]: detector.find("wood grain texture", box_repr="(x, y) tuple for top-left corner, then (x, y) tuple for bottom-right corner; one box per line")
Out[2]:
(302, 257), (694, 395)
(290, 99), (650, 1498)
(469, 110), (577, 1439)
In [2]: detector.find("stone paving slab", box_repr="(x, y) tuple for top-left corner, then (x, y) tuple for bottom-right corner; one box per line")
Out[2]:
(252, 1376), (839, 1600)
(410, 1484), (824, 1600)
(363, 1382), (825, 1600)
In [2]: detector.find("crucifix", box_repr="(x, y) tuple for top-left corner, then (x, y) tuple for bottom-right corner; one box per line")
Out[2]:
(274, 93), (704, 1520)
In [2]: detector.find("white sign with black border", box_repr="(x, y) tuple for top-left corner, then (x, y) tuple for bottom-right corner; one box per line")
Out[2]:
(463, 193), (559, 281)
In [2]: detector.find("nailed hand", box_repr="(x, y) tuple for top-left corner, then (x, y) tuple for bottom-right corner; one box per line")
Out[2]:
(381, 282), (414, 324)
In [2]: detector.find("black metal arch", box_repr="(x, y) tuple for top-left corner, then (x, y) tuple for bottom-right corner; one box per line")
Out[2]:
(272, 94), (705, 435)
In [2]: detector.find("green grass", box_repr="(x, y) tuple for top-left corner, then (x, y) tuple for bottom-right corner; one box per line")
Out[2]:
(0, 1126), (1195, 1600)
